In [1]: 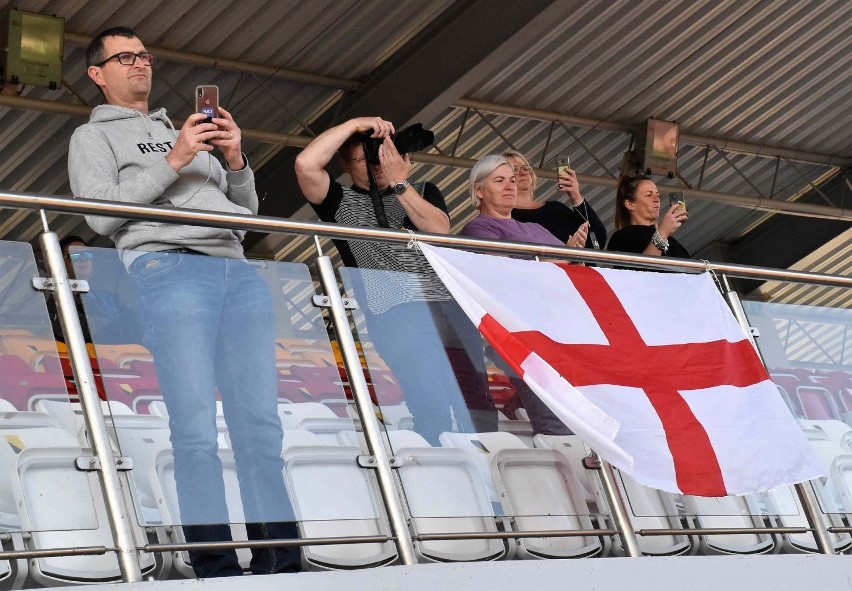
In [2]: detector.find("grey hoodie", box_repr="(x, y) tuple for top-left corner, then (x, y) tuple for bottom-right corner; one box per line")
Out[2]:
(68, 105), (257, 259)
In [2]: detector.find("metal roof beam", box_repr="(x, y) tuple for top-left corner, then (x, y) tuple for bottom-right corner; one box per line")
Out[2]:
(63, 32), (361, 92)
(2, 93), (845, 221)
(248, 0), (565, 250)
(454, 98), (852, 168)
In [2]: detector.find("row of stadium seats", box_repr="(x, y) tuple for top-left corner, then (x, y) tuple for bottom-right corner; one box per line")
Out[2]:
(3, 390), (852, 583)
(770, 369), (852, 422)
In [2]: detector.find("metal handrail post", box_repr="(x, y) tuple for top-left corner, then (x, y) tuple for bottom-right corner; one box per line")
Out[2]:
(720, 275), (835, 555)
(794, 483), (835, 555)
(597, 457), (642, 557)
(313, 248), (417, 565)
(38, 230), (144, 582)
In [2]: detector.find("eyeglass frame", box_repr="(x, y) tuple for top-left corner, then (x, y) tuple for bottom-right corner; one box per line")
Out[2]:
(512, 165), (532, 173)
(94, 51), (155, 68)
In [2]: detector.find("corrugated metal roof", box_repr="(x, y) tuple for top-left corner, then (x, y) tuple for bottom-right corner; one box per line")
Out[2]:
(0, 0), (847, 310)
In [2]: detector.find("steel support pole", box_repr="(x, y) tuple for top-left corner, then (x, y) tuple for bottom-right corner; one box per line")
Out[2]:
(720, 275), (835, 556)
(794, 483), (836, 555)
(38, 231), (144, 582)
(313, 249), (417, 565)
(597, 458), (642, 557)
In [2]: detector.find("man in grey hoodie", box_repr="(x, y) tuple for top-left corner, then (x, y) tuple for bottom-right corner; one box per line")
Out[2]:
(67, 27), (301, 578)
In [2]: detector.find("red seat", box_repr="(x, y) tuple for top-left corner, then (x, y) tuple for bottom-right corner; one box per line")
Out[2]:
(96, 358), (162, 410)
(282, 364), (346, 403)
(797, 385), (841, 420)
(367, 368), (403, 405)
(809, 371), (852, 409)
(0, 354), (68, 410)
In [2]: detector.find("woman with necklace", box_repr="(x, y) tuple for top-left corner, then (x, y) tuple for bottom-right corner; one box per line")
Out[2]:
(504, 150), (607, 250)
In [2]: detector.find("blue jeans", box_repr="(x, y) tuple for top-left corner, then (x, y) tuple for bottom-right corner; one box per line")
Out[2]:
(130, 252), (300, 577)
(363, 299), (497, 445)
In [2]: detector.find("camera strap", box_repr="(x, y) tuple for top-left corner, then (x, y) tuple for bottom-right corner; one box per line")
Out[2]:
(366, 166), (390, 228)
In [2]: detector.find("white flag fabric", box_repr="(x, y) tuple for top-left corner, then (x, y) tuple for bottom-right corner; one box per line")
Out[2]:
(420, 243), (824, 496)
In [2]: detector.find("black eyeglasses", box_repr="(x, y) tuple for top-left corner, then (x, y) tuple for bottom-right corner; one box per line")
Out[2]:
(95, 51), (155, 67)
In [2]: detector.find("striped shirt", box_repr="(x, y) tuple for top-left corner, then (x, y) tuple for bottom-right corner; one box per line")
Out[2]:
(311, 181), (451, 314)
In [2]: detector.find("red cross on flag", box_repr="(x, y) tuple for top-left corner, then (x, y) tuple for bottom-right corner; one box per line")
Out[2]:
(420, 243), (824, 496)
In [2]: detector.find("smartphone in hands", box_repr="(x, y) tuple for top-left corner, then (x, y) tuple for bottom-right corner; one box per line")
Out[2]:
(195, 85), (219, 124)
(556, 154), (571, 176)
(669, 191), (685, 211)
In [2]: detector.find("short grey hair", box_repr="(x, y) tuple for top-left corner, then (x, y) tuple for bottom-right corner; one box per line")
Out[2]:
(469, 154), (512, 210)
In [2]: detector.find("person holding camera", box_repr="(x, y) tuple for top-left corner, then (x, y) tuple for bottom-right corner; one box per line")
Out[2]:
(607, 175), (690, 257)
(295, 117), (497, 444)
(67, 27), (301, 578)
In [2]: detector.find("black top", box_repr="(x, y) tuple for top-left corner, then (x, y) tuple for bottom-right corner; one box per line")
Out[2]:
(606, 224), (690, 258)
(512, 200), (607, 249)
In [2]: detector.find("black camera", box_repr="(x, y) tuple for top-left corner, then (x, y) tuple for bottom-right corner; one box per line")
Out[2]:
(363, 123), (434, 165)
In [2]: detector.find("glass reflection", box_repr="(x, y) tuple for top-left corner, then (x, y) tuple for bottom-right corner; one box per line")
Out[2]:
(743, 297), (852, 546)
(0, 240), (98, 539)
(340, 267), (497, 445)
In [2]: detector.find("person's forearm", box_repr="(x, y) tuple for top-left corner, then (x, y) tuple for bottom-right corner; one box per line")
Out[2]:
(398, 193), (450, 233)
(296, 119), (359, 173)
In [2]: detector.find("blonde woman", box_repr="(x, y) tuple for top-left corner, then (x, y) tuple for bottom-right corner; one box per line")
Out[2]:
(461, 154), (587, 249)
(504, 150), (607, 249)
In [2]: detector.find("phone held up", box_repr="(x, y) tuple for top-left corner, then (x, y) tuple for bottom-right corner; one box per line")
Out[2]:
(669, 191), (686, 212)
(195, 85), (219, 125)
(556, 154), (571, 176)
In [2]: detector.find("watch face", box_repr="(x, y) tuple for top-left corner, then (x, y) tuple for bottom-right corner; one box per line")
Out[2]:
(393, 182), (408, 194)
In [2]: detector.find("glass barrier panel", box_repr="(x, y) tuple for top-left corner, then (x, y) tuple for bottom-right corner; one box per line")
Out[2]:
(338, 265), (608, 559)
(743, 296), (852, 546)
(0, 240), (110, 576)
(71, 246), (390, 567)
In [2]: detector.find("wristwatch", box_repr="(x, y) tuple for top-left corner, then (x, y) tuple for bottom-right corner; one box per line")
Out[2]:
(392, 180), (411, 195)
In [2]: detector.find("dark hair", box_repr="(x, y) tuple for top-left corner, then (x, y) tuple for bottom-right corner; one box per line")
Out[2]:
(338, 133), (370, 161)
(60, 235), (87, 255)
(614, 174), (651, 230)
(86, 26), (140, 67)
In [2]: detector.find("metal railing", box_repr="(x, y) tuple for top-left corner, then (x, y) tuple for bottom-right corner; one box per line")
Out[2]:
(3, 189), (848, 579)
(1, 190), (849, 286)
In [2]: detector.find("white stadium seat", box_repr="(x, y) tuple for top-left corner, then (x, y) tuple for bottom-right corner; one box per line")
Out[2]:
(283, 430), (397, 569)
(388, 430), (508, 562)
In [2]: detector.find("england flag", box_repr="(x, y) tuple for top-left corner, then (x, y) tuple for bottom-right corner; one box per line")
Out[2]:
(420, 243), (824, 496)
